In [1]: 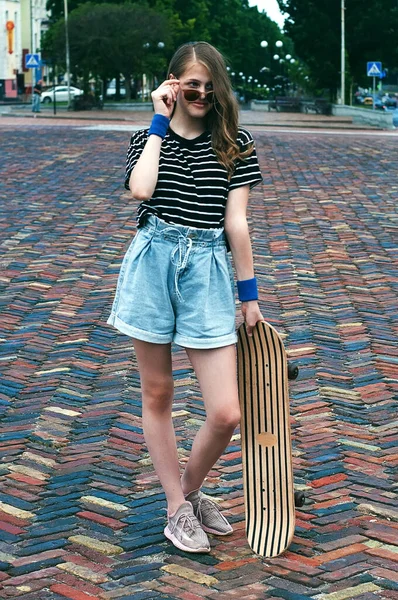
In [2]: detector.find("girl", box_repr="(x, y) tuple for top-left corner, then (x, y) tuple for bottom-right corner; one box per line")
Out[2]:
(107, 41), (263, 553)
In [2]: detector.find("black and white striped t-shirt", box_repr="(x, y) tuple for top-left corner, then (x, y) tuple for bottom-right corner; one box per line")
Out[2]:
(124, 126), (262, 229)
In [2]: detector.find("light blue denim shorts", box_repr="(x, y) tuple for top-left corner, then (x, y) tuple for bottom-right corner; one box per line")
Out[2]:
(107, 215), (237, 349)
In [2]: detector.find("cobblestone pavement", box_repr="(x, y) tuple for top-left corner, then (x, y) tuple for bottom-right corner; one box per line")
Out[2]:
(0, 122), (397, 600)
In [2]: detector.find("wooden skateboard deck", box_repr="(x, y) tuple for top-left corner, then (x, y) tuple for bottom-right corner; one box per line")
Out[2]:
(237, 321), (295, 557)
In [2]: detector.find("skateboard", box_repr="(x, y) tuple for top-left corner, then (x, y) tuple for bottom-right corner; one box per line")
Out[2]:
(237, 321), (303, 557)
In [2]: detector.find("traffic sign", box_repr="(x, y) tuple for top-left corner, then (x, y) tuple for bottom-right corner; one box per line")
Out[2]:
(367, 62), (382, 77)
(25, 53), (40, 68)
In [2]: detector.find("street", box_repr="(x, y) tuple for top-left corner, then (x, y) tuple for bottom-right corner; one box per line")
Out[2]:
(0, 118), (397, 600)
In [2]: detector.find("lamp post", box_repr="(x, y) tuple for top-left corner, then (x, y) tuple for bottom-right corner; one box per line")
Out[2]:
(142, 41), (165, 101)
(261, 40), (296, 95)
(29, 0), (37, 98)
(64, 0), (71, 109)
(341, 0), (345, 105)
(261, 40), (287, 90)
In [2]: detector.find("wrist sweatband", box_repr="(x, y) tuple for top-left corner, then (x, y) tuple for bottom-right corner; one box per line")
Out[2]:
(237, 277), (258, 302)
(148, 114), (170, 139)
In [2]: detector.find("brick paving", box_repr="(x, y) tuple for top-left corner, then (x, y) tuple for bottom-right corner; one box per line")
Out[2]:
(0, 120), (397, 600)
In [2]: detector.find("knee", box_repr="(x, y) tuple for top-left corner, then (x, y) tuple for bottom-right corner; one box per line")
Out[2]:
(142, 377), (174, 414)
(208, 405), (241, 433)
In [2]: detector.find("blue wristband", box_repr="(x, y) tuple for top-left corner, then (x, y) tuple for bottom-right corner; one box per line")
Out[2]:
(148, 114), (170, 139)
(237, 278), (258, 302)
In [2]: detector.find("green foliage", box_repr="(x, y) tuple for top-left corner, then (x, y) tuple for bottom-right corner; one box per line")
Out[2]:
(279, 0), (340, 95)
(43, 0), (295, 98)
(207, 0), (287, 74)
(42, 3), (170, 97)
(345, 0), (398, 85)
(278, 0), (398, 96)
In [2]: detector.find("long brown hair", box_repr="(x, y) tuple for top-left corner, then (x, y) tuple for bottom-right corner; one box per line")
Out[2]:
(168, 42), (253, 178)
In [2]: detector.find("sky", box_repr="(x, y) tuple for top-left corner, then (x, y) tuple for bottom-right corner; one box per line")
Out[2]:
(248, 0), (285, 29)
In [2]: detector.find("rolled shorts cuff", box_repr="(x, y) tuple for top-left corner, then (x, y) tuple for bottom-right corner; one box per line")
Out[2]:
(174, 331), (238, 349)
(107, 314), (173, 344)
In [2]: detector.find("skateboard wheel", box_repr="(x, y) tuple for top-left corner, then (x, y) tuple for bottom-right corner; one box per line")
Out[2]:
(294, 491), (305, 507)
(288, 362), (299, 380)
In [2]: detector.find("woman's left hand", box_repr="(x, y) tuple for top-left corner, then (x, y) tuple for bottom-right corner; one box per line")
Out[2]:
(241, 301), (264, 336)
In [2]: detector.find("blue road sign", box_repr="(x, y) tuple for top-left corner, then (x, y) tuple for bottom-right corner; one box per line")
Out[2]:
(25, 53), (40, 68)
(367, 62), (382, 77)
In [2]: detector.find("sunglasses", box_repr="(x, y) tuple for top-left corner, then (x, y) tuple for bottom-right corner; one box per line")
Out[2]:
(181, 88), (215, 103)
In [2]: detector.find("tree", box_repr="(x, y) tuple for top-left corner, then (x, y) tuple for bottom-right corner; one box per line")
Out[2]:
(278, 0), (341, 96)
(208, 0), (286, 74)
(345, 0), (398, 87)
(43, 0), (293, 100)
(149, 0), (292, 88)
(278, 0), (398, 97)
(42, 3), (170, 99)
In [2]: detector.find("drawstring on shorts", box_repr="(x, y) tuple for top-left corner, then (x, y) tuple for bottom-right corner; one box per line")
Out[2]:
(163, 226), (193, 302)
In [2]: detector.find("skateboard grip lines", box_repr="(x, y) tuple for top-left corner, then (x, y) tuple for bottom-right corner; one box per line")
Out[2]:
(237, 321), (295, 557)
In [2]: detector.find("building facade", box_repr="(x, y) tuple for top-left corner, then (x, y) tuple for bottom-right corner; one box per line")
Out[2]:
(1, 0), (48, 100)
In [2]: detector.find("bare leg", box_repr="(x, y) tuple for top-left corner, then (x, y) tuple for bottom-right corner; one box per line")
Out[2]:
(133, 339), (185, 516)
(181, 344), (240, 496)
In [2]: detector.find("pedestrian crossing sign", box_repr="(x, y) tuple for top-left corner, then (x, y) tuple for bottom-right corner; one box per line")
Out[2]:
(367, 62), (382, 77)
(25, 53), (40, 68)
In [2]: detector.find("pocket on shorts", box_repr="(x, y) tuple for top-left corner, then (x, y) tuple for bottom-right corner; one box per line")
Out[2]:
(111, 229), (153, 311)
(213, 245), (235, 299)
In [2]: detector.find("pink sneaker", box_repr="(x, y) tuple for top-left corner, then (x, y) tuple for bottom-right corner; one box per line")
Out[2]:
(164, 501), (210, 553)
(186, 490), (233, 536)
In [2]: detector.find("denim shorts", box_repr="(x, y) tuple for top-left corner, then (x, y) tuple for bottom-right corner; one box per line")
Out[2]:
(107, 215), (237, 349)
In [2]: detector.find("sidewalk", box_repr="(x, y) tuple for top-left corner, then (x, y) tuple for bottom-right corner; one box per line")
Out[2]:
(0, 103), (383, 130)
(0, 122), (397, 600)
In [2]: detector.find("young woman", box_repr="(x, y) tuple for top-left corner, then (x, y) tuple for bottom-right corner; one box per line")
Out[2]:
(107, 41), (263, 553)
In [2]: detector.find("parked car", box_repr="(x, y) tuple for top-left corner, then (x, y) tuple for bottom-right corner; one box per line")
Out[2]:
(381, 94), (398, 108)
(41, 86), (83, 103)
(374, 98), (385, 110)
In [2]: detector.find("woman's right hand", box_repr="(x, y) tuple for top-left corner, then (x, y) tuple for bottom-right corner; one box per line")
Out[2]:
(151, 77), (180, 118)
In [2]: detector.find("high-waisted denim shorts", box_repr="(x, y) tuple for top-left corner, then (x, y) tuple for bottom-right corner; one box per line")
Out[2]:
(107, 215), (237, 349)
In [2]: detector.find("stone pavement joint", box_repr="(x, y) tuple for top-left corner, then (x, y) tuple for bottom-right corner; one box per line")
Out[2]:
(0, 123), (397, 599)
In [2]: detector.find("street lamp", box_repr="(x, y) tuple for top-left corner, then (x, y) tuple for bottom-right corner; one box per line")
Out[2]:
(341, 0), (345, 104)
(261, 41), (292, 96)
(30, 0), (34, 93)
(64, 0), (71, 109)
(142, 41), (165, 101)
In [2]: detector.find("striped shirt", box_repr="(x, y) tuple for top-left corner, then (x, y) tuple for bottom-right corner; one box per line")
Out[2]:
(124, 126), (263, 229)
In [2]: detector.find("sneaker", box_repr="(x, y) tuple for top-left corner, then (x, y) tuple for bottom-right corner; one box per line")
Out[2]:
(164, 501), (210, 553)
(186, 489), (233, 536)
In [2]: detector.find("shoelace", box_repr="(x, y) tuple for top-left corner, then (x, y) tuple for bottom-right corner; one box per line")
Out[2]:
(170, 512), (197, 536)
(196, 495), (218, 523)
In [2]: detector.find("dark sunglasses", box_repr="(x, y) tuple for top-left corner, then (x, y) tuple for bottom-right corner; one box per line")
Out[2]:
(181, 88), (214, 103)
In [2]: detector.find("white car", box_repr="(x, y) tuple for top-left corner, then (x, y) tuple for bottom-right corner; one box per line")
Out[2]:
(41, 86), (83, 103)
